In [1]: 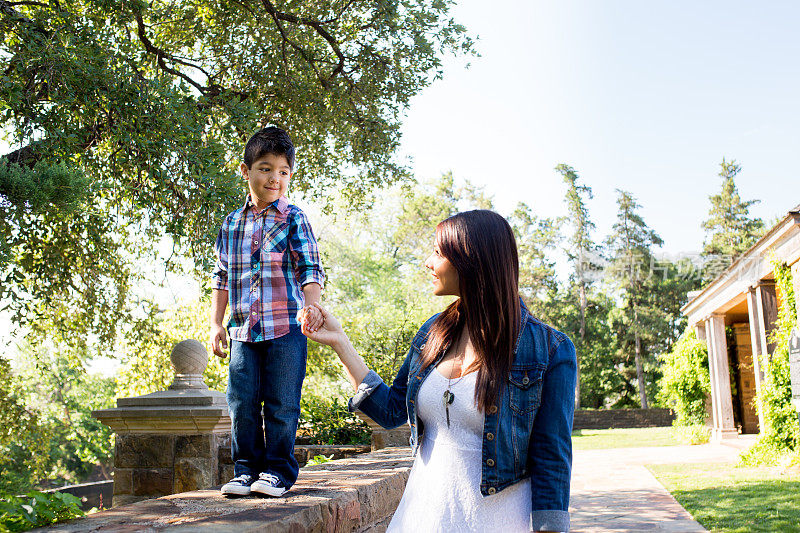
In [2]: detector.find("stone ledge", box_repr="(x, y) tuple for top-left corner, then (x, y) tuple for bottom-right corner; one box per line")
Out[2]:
(43, 447), (413, 532)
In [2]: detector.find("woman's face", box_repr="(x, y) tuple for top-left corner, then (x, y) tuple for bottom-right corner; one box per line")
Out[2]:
(424, 242), (460, 297)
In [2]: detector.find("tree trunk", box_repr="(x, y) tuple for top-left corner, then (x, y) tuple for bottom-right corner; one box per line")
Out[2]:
(576, 279), (586, 410)
(633, 306), (648, 408)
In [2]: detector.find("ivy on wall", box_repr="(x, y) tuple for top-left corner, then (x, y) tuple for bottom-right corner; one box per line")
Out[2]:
(742, 258), (799, 463)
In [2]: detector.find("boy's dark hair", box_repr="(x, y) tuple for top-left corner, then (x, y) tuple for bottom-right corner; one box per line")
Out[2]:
(243, 126), (295, 169)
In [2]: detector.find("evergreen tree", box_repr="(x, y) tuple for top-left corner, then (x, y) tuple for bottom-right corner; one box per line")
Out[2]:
(702, 158), (764, 276)
(605, 190), (664, 408)
(556, 164), (600, 409)
(508, 203), (562, 320)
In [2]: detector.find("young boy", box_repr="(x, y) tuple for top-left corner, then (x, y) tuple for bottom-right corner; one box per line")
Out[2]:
(210, 126), (324, 497)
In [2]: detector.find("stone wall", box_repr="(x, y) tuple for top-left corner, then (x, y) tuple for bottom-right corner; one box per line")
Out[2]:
(44, 447), (413, 533)
(113, 433), (229, 506)
(573, 408), (675, 430)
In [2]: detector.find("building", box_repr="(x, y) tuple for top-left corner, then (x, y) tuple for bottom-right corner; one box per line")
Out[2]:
(681, 204), (800, 442)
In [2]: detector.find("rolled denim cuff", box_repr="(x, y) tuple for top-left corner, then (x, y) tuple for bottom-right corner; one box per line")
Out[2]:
(531, 510), (569, 532)
(347, 370), (383, 412)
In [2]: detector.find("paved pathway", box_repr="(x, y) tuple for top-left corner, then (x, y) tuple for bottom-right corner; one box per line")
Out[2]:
(569, 437), (757, 532)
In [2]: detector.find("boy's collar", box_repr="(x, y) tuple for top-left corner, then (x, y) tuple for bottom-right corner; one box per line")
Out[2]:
(243, 195), (290, 215)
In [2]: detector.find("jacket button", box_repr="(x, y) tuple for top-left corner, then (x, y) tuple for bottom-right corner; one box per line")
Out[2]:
(487, 487), (496, 495)
(522, 376), (530, 385)
(488, 405), (497, 414)
(487, 459), (495, 467)
(486, 433), (494, 441)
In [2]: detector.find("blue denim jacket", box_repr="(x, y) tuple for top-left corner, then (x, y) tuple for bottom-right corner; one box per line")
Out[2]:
(349, 302), (576, 532)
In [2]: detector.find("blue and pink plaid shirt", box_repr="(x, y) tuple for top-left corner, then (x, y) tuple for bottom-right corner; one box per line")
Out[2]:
(212, 195), (325, 342)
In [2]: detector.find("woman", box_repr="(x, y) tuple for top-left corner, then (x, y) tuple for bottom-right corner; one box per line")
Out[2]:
(302, 210), (576, 532)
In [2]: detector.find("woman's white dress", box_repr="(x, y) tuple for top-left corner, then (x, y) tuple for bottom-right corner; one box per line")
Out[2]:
(386, 368), (531, 532)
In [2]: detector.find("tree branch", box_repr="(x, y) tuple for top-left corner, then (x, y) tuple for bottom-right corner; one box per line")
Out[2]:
(133, 11), (217, 96)
(260, 0), (346, 84)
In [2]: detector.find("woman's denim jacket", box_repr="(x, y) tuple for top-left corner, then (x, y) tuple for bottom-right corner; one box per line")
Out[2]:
(349, 302), (576, 532)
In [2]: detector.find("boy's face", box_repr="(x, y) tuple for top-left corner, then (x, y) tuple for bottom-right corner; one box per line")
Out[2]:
(241, 152), (292, 208)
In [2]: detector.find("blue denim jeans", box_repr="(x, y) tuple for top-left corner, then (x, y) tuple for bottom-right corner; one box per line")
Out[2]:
(227, 326), (307, 486)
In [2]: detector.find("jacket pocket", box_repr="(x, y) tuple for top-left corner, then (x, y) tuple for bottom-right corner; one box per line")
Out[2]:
(508, 364), (546, 416)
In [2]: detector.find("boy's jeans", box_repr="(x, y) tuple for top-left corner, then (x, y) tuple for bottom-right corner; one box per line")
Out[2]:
(227, 325), (307, 487)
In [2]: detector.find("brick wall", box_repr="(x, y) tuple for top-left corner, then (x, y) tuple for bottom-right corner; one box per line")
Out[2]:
(572, 408), (675, 430)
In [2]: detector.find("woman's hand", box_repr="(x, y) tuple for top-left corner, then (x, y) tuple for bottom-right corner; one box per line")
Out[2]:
(300, 303), (347, 348)
(300, 303), (369, 391)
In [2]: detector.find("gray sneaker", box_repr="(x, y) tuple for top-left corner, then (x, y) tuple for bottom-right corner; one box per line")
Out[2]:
(221, 474), (256, 496)
(251, 472), (288, 497)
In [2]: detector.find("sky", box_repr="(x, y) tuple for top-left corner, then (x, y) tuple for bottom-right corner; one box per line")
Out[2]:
(398, 0), (800, 256)
(3, 1), (800, 357)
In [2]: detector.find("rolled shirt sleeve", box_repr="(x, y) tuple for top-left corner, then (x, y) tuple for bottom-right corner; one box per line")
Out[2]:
(211, 223), (229, 290)
(289, 209), (325, 288)
(347, 370), (384, 412)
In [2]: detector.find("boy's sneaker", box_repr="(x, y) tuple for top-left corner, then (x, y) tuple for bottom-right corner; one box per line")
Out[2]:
(251, 472), (288, 497)
(221, 474), (256, 496)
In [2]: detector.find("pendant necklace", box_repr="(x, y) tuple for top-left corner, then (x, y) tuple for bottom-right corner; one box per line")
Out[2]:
(442, 349), (467, 428)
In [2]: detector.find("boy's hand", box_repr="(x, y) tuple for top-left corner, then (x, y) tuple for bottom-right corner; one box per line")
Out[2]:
(301, 303), (346, 348)
(300, 305), (323, 332)
(211, 325), (228, 358)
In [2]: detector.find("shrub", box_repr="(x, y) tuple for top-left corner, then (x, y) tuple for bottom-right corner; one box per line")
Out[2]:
(0, 491), (84, 532)
(299, 395), (370, 445)
(672, 424), (711, 445)
(657, 327), (710, 426)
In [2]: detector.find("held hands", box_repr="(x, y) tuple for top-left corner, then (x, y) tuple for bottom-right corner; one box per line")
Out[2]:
(298, 303), (346, 348)
(211, 324), (228, 358)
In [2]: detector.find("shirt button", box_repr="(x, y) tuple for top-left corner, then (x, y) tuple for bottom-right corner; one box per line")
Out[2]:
(254, 240), (259, 245)
(486, 433), (494, 441)
(251, 311), (257, 316)
(488, 405), (497, 415)
(487, 487), (496, 495)
(487, 459), (495, 467)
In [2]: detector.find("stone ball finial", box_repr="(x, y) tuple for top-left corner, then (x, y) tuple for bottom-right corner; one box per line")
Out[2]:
(169, 339), (209, 390)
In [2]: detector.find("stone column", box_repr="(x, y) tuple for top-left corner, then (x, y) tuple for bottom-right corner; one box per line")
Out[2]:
(706, 314), (738, 441)
(694, 322), (707, 342)
(746, 287), (765, 427)
(93, 340), (230, 506)
(755, 281), (779, 357)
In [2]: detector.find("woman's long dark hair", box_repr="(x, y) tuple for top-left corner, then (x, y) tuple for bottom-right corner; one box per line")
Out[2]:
(420, 210), (521, 412)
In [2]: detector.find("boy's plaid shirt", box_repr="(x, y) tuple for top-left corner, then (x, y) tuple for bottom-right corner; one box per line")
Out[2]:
(212, 195), (325, 342)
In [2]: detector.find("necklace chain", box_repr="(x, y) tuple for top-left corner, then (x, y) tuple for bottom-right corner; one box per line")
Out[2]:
(443, 335), (468, 427)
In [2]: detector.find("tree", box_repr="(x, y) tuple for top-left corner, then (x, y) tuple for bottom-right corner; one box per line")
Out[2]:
(544, 288), (621, 408)
(0, 0), (475, 350)
(702, 158), (764, 278)
(508, 203), (561, 320)
(605, 190), (664, 408)
(556, 163), (600, 409)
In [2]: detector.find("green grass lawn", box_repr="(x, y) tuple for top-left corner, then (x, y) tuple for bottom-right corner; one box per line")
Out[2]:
(571, 427), (681, 450)
(649, 462), (800, 532)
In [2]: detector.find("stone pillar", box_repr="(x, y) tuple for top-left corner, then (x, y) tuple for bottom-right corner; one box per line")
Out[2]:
(93, 340), (230, 506)
(755, 281), (779, 357)
(695, 323), (707, 342)
(705, 314), (738, 441)
(746, 287), (765, 426)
